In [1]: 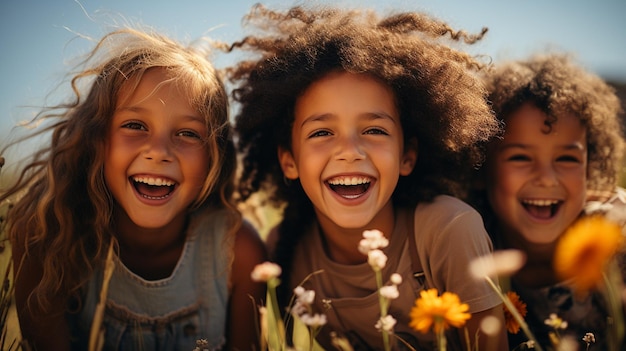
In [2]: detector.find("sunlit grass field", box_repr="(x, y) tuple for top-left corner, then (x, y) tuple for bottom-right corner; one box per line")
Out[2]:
(0, 210), (20, 350)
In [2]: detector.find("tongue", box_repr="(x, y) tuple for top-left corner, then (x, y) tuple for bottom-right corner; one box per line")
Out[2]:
(526, 205), (552, 219)
(331, 184), (368, 197)
(136, 183), (172, 198)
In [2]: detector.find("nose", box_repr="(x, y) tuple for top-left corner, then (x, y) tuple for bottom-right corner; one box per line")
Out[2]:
(334, 134), (366, 162)
(533, 162), (558, 187)
(143, 133), (173, 163)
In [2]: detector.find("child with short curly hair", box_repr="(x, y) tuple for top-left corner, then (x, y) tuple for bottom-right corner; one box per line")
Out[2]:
(470, 53), (626, 350)
(227, 4), (507, 350)
(1, 28), (266, 350)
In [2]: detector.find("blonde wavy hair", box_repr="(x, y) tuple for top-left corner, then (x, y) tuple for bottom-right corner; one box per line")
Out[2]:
(0, 27), (235, 313)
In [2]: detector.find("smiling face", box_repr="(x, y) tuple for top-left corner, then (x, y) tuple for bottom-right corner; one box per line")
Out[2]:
(104, 68), (210, 231)
(279, 71), (416, 233)
(485, 102), (587, 247)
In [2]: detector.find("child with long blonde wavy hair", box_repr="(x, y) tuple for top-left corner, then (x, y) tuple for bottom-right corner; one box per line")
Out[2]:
(0, 27), (266, 350)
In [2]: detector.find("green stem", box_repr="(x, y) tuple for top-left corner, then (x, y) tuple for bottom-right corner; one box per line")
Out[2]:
(603, 261), (624, 351)
(267, 279), (286, 350)
(484, 276), (543, 351)
(375, 270), (391, 351)
(437, 325), (447, 351)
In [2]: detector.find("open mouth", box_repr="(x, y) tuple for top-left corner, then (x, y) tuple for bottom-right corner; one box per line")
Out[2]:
(326, 176), (372, 199)
(131, 176), (177, 200)
(521, 199), (561, 220)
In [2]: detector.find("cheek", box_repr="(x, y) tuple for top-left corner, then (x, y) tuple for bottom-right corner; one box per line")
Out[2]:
(485, 168), (521, 208)
(564, 170), (587, 199)
(487, 164), (516, 193)
(103, 144), (124, 174)
(187, 152), (211, 181)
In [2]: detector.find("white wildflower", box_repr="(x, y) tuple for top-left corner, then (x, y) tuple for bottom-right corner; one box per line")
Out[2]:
(469, 249), (526, 280)
(367, 249), (388, 271)
(390, 273), (402, 285)
(358, 229), (389, 254)
(582, 332), (595, 344)
(375, 315), (397, 332)
(293, 286), (305, 296)
(290, 300), (307, 317)
(544, 313), (568, 330)
(294, 286), (316, 305)
(300, 313), (328, 327)
(251, 262), (282, 282)
(379, 285), (399, 300)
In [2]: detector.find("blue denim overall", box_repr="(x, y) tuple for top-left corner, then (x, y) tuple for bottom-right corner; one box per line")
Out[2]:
(73, 208), (231, 351)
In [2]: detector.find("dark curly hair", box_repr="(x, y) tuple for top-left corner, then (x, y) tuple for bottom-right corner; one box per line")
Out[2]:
(481, 54), (625, 197)
(225, 4), (500, 301)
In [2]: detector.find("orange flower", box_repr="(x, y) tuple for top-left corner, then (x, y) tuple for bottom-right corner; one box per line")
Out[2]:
(503, 291), (527, 334)
(554, 216), (623, 293)
(409, 288), (471, 334)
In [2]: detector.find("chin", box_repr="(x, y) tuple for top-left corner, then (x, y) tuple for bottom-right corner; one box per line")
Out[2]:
(520, 232), (561, 246)
(329, 216), (373, 230)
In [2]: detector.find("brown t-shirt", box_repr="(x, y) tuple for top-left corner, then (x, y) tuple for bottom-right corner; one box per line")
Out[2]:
(289, 195), (500, 350)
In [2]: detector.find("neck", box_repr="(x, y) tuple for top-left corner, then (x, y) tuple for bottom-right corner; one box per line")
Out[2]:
(501, 229), (560, 287)
(113, 208), (189, 280)
(315, 202), (396, 265)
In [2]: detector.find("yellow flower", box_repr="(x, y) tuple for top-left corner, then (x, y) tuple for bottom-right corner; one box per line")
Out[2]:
(503, 291), (527, 334)
(554, 216), (623, 293)
(409, 288), (471, 334)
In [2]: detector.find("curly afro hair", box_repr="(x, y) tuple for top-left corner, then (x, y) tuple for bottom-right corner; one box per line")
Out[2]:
(482, 54), (625, 195)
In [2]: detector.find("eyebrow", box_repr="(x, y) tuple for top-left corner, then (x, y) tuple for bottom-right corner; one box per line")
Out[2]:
(498, 142), (586, 152)
(300, 112), (397, 128)
(115, 106), (205, 123)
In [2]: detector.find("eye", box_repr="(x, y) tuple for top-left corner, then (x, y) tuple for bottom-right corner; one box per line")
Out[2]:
(174, 129), (206, 147)
(364, 127), (389, 136)
(308, 129), (332, 138)
(556, 155), (582, 163)
(177, 129), (203, 140)
(506, 154), (531, 162)
(121, 121), (147, 131)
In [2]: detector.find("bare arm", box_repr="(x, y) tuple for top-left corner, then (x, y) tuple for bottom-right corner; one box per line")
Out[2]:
(11, 241), (71, 351)
(226, 221), (268, 350)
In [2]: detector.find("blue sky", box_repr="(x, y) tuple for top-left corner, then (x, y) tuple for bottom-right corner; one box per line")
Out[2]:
(1, 0), (625, 163)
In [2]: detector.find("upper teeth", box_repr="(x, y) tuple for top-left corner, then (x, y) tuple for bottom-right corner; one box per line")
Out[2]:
(133, 176), (175, 186)
(327, 176), (371, 186)
(522, 199), (559, 206)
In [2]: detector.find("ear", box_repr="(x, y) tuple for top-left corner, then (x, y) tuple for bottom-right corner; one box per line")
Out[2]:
(278, 146), (299, 179)
(400, 137), (418, 176)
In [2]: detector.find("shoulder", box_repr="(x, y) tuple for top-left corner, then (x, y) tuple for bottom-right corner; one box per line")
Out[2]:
(229, 219), (268, 287)
(233, 220), (267, 261)
(414, 195), (481, 223)
(585, 187), (626, 228)
(413, 195), (489, 245)
(265, 225), (279, 256)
